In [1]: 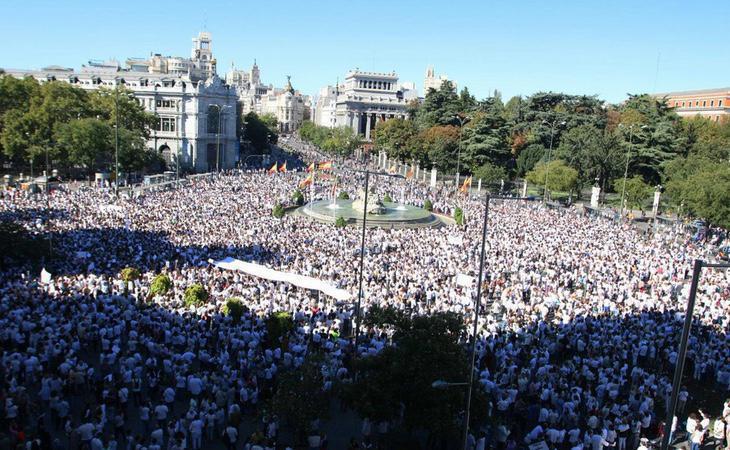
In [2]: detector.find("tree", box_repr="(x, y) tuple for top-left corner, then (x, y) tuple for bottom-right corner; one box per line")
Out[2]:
(372, 118), (418, 162)
(665, 156), (730, 227)
(346, 307), (487, 444)
(515, 144), (545, 176)
(615, 176), (651, 212)
(266, 311), (294, 345)
(54, 118), (113, 175)
(454, 207), (464, 226)
(149, 273), (173, 297)
(337, 191), (349, 200)
(416, 81), (461, 129)
(335, 216), (347, 228)
(272, 203), (285, 219)
(526, 160), (579, 196)
(555, 125), (624, 190)
(420, 125), (460, 172)
(291, 189), (304, 206)
(460, 110), (511, 172)
(183, 284), (209, 308)
(423, 199), (433, 211)
(321, 126), (362, 157)
(244, 112), (277, 152)
(383, 193), (393, 203)
(472, 162), (507, 187)
(459, 87), (477, 111)
(222, 297), (246, 323)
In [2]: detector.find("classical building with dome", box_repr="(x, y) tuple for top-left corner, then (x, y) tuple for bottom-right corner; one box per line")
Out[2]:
(226, 62), (309, 134)
(4, 32), (239, 172)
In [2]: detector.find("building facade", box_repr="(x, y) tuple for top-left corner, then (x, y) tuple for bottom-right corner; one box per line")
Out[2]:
(4, 33), (239, 172)
(653, 87), (730, 122)
(226, 62), (309, 133)
(313, 70), (416, 139)
(423, 66), (456, 94)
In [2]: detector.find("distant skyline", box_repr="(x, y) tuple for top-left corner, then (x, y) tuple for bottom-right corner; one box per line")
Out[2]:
(2, 0), (729, 103)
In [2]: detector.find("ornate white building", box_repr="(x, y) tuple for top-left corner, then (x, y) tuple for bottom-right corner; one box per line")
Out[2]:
(226, 62), (309, 133)
(4, 33), (238, 172)
(423, 66), (456, 94)
(313, 70), (417, 139)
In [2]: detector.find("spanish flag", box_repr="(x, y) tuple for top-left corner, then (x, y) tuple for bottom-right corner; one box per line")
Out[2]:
(279, 161), (288, 173)
(268, 162), (278, 175)
(388, 164), (397, 174)
(459, 176), (473, 193)
(306, 162), (315, 173)
(318, 161), (333, 171)
(299, 174), (313, 189)
(406, 168), (414, 179)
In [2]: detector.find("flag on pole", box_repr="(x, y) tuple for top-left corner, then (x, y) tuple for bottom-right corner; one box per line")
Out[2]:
(268, 162), (278, 175)
(279, 161), (288, 173)
(318, 161), (333, 171)
(459, 176), (472, 193)
(299, 174), (314, 189)
(406, 168), (414, 179)
(306, 162), (315, 173)
(388, 164), (397, 174)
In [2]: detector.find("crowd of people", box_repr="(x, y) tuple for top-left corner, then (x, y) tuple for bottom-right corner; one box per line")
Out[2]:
(0, 135), (729, 450)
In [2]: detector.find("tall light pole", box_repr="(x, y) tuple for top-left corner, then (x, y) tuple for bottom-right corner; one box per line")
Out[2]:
(454, 114), (471, 193)
(114, 78), (120, 197)
(542, 119), (565, 203)
(660, 259), (730, 450)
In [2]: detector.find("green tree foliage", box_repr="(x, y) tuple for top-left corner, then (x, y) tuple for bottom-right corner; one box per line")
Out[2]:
(421, 125), (460, 172)
(423, 199), (433, 211)
(272, 202), (285, 219)
(526, 160), (579, 195)
(665, 156), (730, 227)
(472, 162), (507, 187)
(149, 273), (173, 297)
(222, 297), (246, 323)
(120, 267), (141, 282)
(515, 144), (545, 176)
(555, 125), (624, 189)
(346, 306), (487, 443)
(54, 118), (112, 175)
(299, 121), (362, 157)
(615, 176), (651, 212)
(372, 118), (418, 162)
(454, 207), (464, 226)
(335, 216), (347, 228)
(337, 191), (350, 200)
(266, 311), (294, 344)
(416, 81), (461, 129)
(271, 358), (330, 441)
(460, 107), (512, 171)
(383, 193), (393, 203)
(244, 112), (278, 152)
(183, 284), (208, 308)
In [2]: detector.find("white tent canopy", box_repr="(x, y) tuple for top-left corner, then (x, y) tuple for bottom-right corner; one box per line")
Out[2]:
(209, 257), (353, 301)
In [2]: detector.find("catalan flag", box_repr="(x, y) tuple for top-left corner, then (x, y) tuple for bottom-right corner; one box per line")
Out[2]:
(459, 176), (473, 194)
(318, 161), (333, 171)
(299, 174), (314, 189)
(268, 162), (278, 175)
(306, 162), (315, 173)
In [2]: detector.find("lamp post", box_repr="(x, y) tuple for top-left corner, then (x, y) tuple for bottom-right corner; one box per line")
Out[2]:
(454, 114), (471, 193)
(210, 104), (232, 173)
(114, 78), (120, 197)
(542, 119), (565, 203)
(660, 259), (730, 450)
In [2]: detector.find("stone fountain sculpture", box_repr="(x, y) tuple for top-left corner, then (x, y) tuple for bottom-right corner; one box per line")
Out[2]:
(351, 187), (386, 215)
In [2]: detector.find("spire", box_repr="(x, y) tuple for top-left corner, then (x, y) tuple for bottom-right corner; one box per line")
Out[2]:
(285, 75), (294, 94)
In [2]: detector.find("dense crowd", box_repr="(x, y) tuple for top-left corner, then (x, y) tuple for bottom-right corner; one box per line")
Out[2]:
(0, 137), (729, 450)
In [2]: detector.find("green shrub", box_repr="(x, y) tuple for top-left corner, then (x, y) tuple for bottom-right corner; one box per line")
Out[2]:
(338, 191), (350, 200)
(423, 199), (433, 211)
(272, 202), (285, 219)
(120, 267), (141, 282)
(184, 284), (209, 308)
(266, 311), (294, 343)
(335, 216), (347, 228)
(222, 297), (246, 322)
(149, 273), (172, 297)
(292, 190), (304, 206)
(383, 193), (393, 203)
(454, 207), (464, 226)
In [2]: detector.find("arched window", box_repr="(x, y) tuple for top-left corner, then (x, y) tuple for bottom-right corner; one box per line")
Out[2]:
(207, 105), (221, 133)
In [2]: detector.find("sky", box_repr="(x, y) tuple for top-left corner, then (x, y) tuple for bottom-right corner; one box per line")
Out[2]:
(2, 0), (729, 104)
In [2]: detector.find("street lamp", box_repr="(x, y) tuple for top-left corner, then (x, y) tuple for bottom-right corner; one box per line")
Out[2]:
(542, 119), (566, 203)
(618, 124), (647, 220)
(454, 114), (471, 192)
(660, 259), (730, 450)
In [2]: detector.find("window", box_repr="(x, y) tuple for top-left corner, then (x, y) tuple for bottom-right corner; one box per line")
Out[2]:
(156, 117), (176, 132)
(702, 100), (707, 107)
(207, 106), (221, 133)
(720, 100), (723, 107)
(711, 100), (714, 107)
(681, 101), (685, 107)
(156, 99), (174, 109)
(695, 101), (699, 107)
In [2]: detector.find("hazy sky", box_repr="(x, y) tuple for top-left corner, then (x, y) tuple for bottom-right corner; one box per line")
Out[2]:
(3, 0), (728, 103)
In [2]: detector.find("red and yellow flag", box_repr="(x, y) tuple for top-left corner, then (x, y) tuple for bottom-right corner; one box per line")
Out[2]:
(279, 161), (288, 173)
(388, 164), (397, 174)
(268, 162), (278, 175)
(406, 168), (414, 179)
(306, 162), (315, 173)
(299, 174), (313, 189)
(318, 161), (333, 171)
(459, 176), (472, 193)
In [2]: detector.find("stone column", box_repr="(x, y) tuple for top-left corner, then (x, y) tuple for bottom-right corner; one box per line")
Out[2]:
(652, 188), (661, 217)
(430, 168), (437, 188)
(521, 180), (527, 198)
(353, 113), (360, 136)
(416, 166), (420, 180)
(365, 113), (372, 140)
(477, 179), (482, 193)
